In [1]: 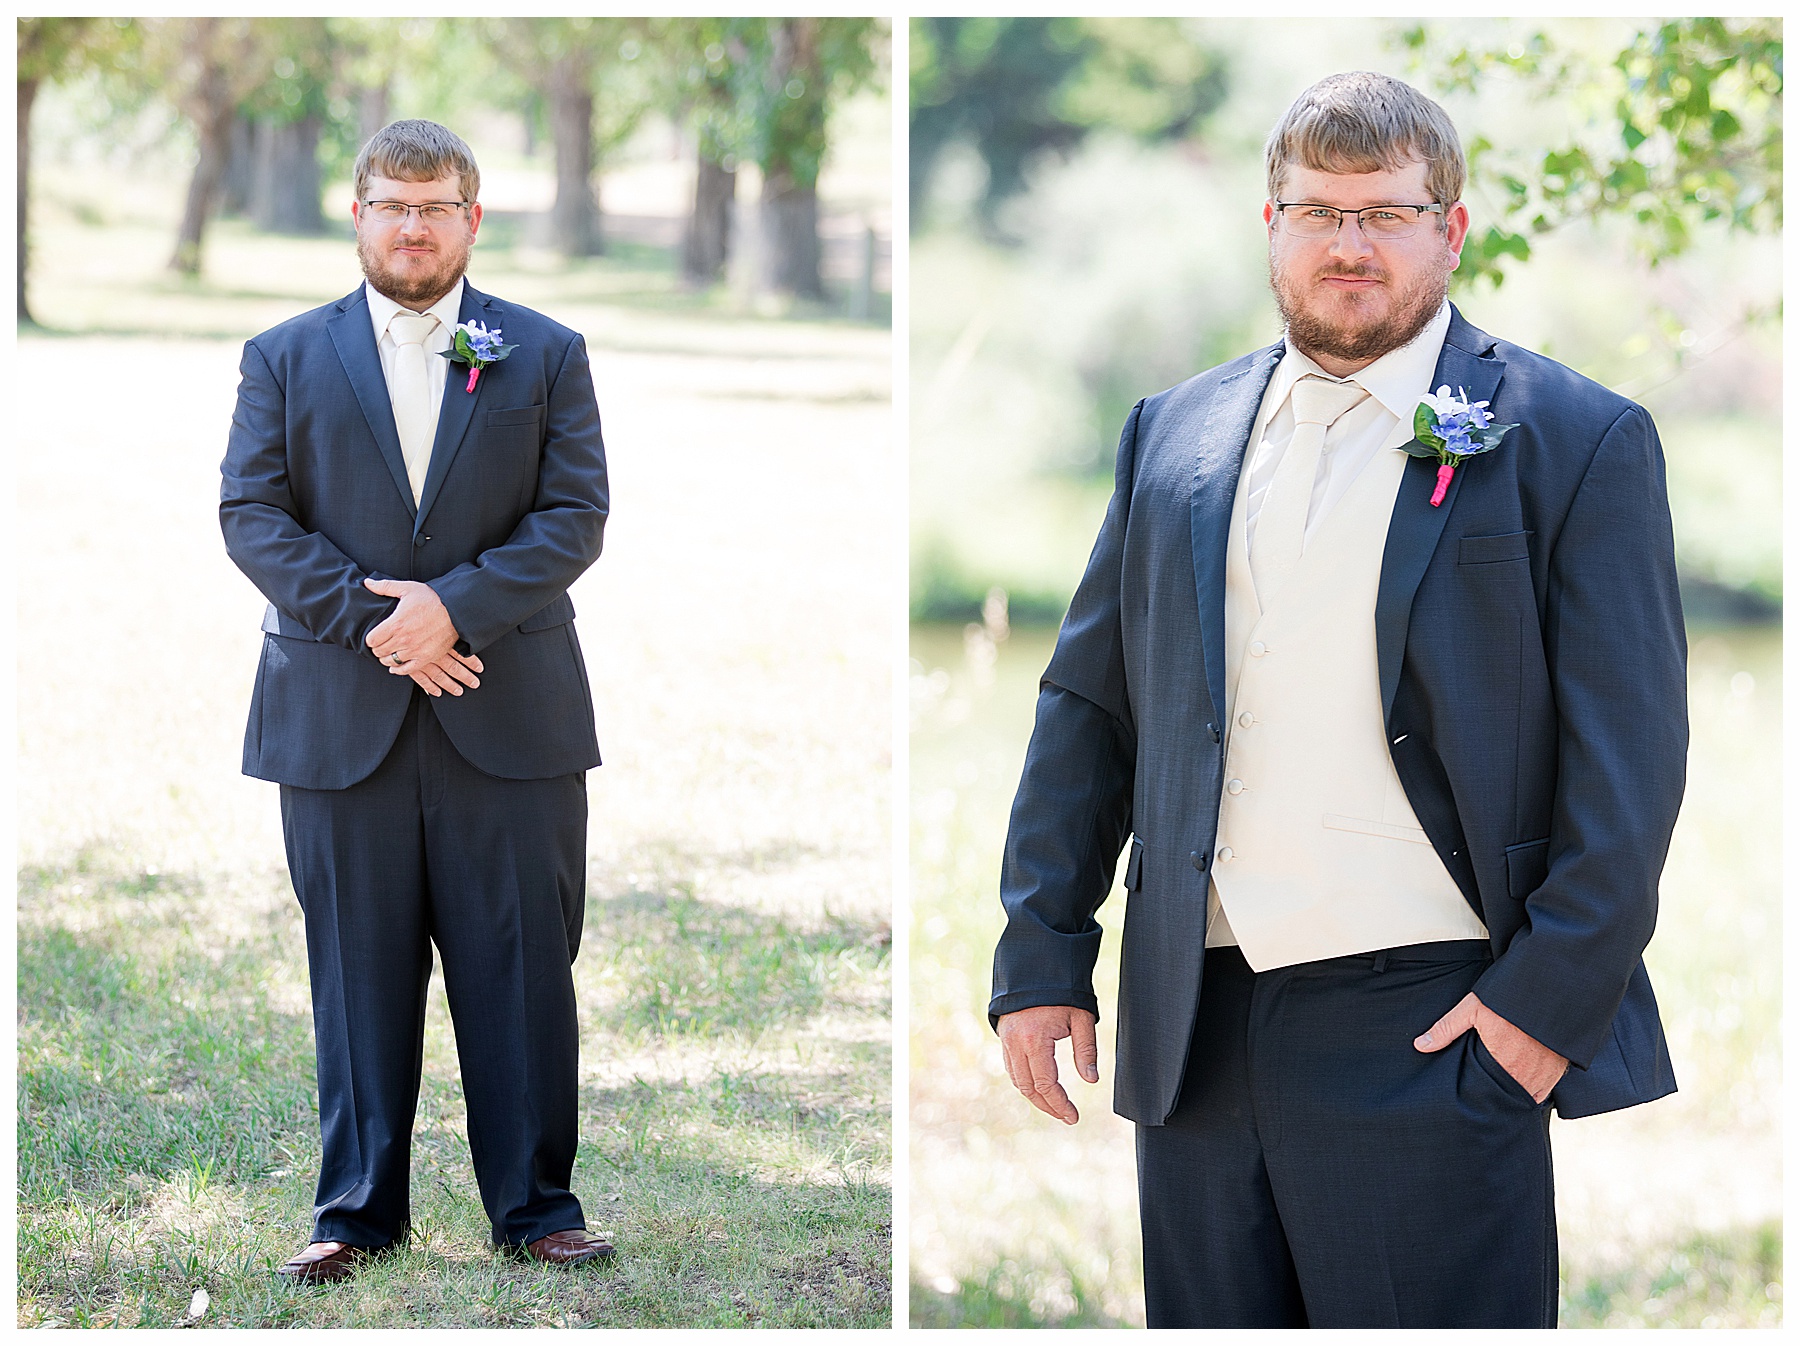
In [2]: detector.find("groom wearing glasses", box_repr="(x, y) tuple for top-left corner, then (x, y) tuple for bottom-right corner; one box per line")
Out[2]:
(991, 73), (1685, 1327)
(221, 120), (613, 1280)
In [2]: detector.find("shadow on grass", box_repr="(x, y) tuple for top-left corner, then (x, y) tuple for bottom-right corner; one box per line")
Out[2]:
(18, 852), (890, 1328)
(584, 885), (889, 1040)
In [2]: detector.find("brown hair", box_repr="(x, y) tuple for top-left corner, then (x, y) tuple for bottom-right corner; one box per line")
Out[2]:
(353, 119), (480, 204)
(1265, 72), (1465, 211)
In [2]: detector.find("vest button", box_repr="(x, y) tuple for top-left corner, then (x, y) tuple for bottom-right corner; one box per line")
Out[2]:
(1226, 779), (1244, 795)
(1217, 846), (1235, 863)
(1250, 641), (1267, 657)
(1238, 711), (1254, 728)
(1190, 850), (1208, 873)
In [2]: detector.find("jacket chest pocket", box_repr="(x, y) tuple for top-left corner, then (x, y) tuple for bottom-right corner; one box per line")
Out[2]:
(482, 404), (545, 508)
(1458, 530), (1532, 567)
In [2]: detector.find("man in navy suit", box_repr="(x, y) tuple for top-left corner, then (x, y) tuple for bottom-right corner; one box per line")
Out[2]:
(221, 120), (613, 1281)
(990, 74), (1686, 1326)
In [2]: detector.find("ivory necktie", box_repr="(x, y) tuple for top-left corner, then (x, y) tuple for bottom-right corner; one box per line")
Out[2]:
(1250, 375), (1369, 602)
(388, 311), (440, 506)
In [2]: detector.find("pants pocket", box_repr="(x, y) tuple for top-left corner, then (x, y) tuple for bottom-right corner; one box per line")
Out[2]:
(1470, 1033), (1544, 1109)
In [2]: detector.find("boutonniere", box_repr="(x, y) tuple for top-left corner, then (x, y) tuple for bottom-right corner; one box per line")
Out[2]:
(1401, 385), (1518, 507)
(438, 320), (517, 393)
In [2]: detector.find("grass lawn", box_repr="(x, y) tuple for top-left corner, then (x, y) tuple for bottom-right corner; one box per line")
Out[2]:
(17, 165), (894, 1328)
(20, 855), (889, 1329)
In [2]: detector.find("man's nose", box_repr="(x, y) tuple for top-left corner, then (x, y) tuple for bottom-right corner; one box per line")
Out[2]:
(1328, 213), (1375, 260)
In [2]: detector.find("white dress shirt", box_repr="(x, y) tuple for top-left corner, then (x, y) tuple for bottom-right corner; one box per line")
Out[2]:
(1242, 300), (1453, 554)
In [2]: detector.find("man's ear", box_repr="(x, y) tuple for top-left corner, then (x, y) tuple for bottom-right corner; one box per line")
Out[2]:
(1444, 200), (1471, 267)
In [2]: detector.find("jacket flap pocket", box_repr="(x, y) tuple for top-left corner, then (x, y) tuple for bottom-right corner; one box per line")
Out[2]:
(519, 592), (576, 632)
(262, 603), (322, 641)
(1323, 813), (1431, 844)
(1123, 836), (1144, 891)
(1505, 837), (1551, 898)
(486, 404), (545, 428)
(1458, 530), (1532, 565)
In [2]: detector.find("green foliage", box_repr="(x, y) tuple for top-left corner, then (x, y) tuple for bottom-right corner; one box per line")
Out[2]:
(18, 16), (105, 84)
(749, 19), (882, 189)
(910, 17), (1228, 230)
(1401, 18), (1782, 288)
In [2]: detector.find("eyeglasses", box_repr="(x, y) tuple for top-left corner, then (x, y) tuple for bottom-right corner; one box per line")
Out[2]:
(360, 200), (471, 226)
(1273, 201), (1445, 240)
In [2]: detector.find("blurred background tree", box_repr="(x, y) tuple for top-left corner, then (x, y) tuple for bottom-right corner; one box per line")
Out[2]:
(909, 17), (1228, 236)
(18, 16), (103, 321)
(1406, 18), (1782, 290)
(16, 15), (890, 313)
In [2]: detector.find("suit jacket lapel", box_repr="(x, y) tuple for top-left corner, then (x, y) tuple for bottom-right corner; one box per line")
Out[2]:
(326, 287), (416, 519)
(414, 283), (494, 530)
(1374, 307), (1507, 724)
(1192, 342), (1283, 732)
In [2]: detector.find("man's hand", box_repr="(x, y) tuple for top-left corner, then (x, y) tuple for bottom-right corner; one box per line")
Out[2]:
(405, 648), (485, 698)
(997, 1004), (1099, 1125)
(1414, 992), (1569, 1103)
(365, 578), (461, 675)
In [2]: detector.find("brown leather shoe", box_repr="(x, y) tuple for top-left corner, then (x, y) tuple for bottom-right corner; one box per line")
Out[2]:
(523, 1229), (615, 1266)
(275, 1240), (363, 1284)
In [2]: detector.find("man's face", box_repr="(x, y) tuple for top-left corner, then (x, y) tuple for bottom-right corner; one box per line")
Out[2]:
(1264, 159), (1468, 375)
(352, 172), (483, 310)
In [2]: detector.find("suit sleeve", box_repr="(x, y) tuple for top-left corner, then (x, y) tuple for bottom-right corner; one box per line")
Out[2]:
(219, 339), (397, 651)
(1472, 403), (1689, 1068)
(427, 332), (609, 653)
(988, 401), (1143, 1026)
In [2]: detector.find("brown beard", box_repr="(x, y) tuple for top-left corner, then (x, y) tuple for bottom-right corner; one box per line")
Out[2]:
(1268, 250), (1450, 368)
(356, 227), (471, 309)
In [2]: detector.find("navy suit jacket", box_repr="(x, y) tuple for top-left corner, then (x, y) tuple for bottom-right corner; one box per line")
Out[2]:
(991, 308), (1686, 1123)
(220, 281), (608, 789)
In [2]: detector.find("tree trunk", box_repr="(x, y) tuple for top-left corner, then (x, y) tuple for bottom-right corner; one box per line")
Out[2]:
(218, 113), (254, 217)
(681, 152), (735, 286)
(759, 18), (826, 299)
(760, 173), (823, 298)
(169, 31), (235, 276)
(357, 82), (389, 148)
(251, 114), (325, 235)
(548, 59), (601, 257)
(19, 74), (39, 325)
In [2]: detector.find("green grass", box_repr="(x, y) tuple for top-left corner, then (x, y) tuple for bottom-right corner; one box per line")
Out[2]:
(1562, 1222), (1784, 1329)
(19, 852), (890, 1329)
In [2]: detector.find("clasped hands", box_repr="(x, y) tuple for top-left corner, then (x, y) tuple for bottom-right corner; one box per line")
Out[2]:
(363, 577), (482, 697)
(998, 991), (1568, 1125)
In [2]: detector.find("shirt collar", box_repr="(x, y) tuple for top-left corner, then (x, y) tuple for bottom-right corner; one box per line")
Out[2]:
(1271, 299), (1453, 419)
(364, 277), (464, 340)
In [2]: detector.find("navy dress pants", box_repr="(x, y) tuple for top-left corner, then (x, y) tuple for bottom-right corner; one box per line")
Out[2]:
(1137, 944), (1557, 1328)
(280, 689), (589, 1250)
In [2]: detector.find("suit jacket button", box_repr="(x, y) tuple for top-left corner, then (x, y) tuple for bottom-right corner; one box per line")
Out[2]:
(1190, 850), (1208, 873)
(1206, 722), (1220, 743)
(414, 534), (430, 547)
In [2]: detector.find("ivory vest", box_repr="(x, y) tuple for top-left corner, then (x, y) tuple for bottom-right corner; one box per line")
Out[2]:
(1208, 433), (1488, 970)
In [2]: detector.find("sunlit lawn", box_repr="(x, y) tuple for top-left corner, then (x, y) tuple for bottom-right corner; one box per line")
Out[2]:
(909, 617), (1780, 1329)
(16, 201), (895, 1327)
